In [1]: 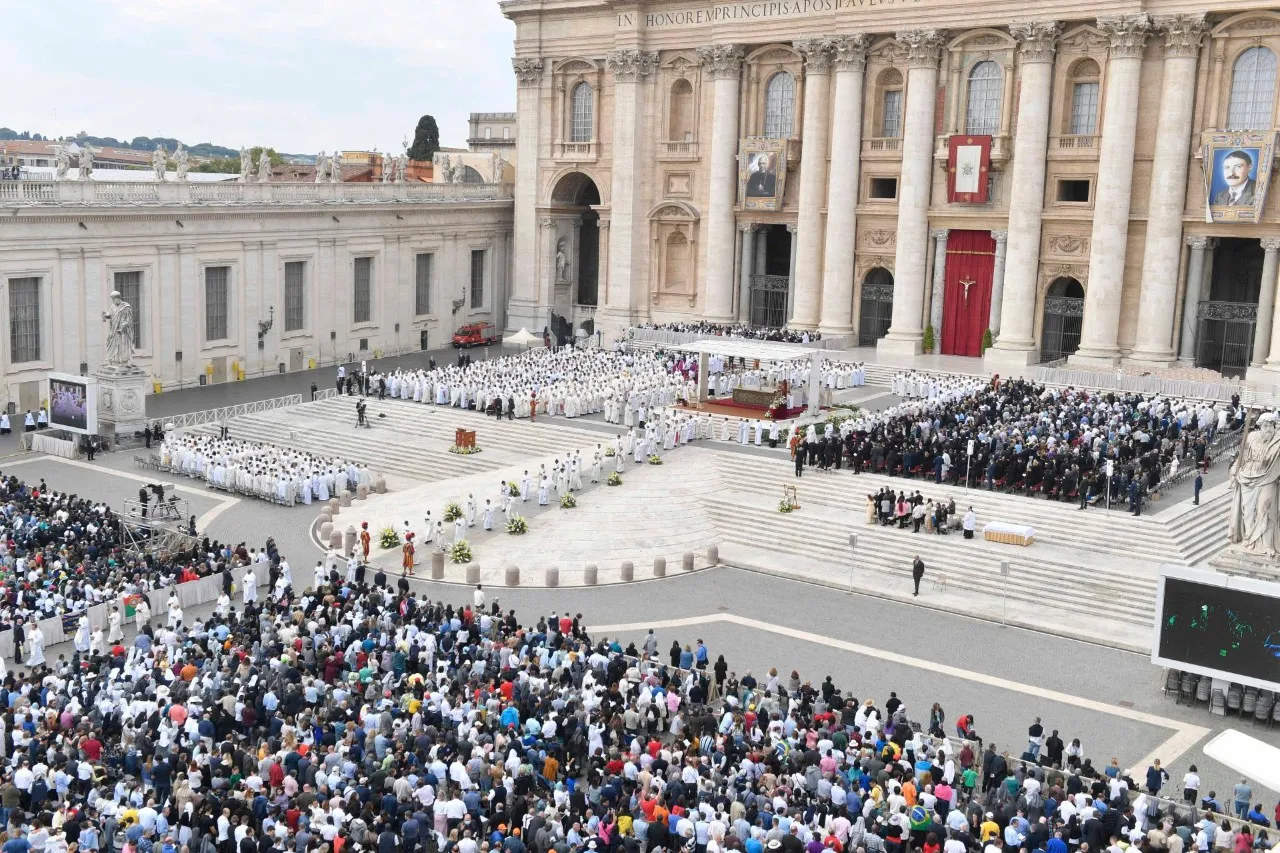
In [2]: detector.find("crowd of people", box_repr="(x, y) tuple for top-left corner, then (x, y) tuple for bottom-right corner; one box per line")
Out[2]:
(791, 377), (1238, 508)
(0, 467), (236, 634)
(0, 548), (1271, 853)
(636, 321), (822, 344)
(159, 434), (375, 507)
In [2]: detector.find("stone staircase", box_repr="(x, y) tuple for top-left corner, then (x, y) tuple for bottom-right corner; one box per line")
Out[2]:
(188, 396), (615, 484)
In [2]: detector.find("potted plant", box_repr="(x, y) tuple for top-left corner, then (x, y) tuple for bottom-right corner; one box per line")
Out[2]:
(560, 493), (577, 509)
(607, 472), (622, 486)
(506, 514), (528, 535)
(448, 539), (473, 564)
(922, 324), (935, 354)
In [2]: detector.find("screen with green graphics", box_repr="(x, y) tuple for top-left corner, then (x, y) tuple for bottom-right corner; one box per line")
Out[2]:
(1159, 576), (1280, 685)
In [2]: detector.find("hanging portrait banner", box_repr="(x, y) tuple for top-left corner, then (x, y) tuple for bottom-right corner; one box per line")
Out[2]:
(738, 137), (789, 212)
(1202, 130), (1278, 224)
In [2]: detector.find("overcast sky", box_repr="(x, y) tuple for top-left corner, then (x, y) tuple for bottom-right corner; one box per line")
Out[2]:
(1, 0), (516, 154)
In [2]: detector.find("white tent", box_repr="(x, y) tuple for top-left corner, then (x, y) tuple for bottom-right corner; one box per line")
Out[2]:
(503, 328), (541, 347)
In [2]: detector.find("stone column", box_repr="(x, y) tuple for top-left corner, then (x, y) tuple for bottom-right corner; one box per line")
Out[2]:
(739, 224), (757, 322)
(604, 48), (659, 333)
(1071, 14), (1151, 365)
(819, 35), (870, 335)
(509, 57), (544, 333)
(879, 29), (945, 357)
(929, 228), (949, 335)
(1252, 238), (1280, 366)
(698, 43), (745, 323)
(989, 230), (1009, 337)
(787, 224), (799, 322)
(986, 21), (1061, 371)
(1128, 15), (1210, 367)
(790, 38), (834, 330)
(1177, 236), (1212, 363)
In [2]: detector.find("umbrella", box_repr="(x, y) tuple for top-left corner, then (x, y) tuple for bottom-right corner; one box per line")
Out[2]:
(503, 328), (541, 347)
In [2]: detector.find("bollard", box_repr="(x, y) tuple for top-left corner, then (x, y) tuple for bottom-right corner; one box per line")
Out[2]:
(328, 498), (340, 516)
(319, 521), (333, 541)
(620, 561), (634, 582)
(431, 552), (444, 581)
(466, 564), (480, 585)
(584, 564), (598, 586)
(683, 552), (695, 572)
(343, 525), (357, 555)
(546, 566), (559, 588)
(318, 508), (333, 524)
(329, 529), (344, 550)
(374, 476), (387, 494)
(505, 565), (520, 587)
(356, 484), (369, 500)
(653, 556), (666, 578)
(707, 545), (719, 566)
(339, 492), (352, 508)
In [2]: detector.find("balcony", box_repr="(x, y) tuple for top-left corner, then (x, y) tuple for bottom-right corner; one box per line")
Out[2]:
(0, 179), (515, 207)
(658, 139), (700, 161)
(862, 137), (903, 160)
(555, 141), (598, 163)
(1048, 134), (1101, 161)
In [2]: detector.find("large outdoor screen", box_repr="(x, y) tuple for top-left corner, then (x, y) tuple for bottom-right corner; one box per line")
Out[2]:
(46, 373), (98, 435)
(1153, 567), (1280, 691)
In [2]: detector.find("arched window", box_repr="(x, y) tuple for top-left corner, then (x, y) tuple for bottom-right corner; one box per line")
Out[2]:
(965, 60), (1003, 136)
(763, 72), (796, 138)
(570, 81), (594, 143)
(1068, 59), (1101, 136)
(879, 69), (904, 137)
(459, 165), (484, 184)
(1227, 46), (1278, 130)
(669, 78), (695, 141)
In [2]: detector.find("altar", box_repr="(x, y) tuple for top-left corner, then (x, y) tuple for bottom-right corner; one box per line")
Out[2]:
(732, 388), (778, 408)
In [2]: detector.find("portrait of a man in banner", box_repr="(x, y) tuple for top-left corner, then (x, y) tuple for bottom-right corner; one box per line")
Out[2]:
(738, 138), (788, 211)
(1203, 131), (1277, 223)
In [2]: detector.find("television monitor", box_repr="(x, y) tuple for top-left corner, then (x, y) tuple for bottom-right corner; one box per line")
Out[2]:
(46, 373), (99, 435)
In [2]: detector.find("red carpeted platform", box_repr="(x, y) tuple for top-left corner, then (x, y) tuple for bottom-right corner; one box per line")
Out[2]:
(676, 398), (809, 419)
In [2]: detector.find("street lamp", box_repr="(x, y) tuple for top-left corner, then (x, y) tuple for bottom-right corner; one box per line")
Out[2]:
(848, 533), (858, 595)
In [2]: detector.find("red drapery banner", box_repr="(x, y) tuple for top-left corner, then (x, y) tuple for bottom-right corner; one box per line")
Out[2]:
(940, 229), (996, 358)
(947, 135), (992, 204)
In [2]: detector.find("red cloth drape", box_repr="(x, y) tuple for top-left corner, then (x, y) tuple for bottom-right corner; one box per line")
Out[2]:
(940, 230), (996, 358)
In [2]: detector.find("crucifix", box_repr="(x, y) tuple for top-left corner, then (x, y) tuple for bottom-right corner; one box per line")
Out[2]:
(960, 277), (976, 305)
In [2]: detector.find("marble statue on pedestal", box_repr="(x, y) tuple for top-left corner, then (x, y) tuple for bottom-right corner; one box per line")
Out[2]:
(329, 150), (342, 183)
(257, 149), (271, 183)
(397, 153), (408, 183)
(239, 147), (252, 182)
(54, 145), (70, 181)
(174, 143), (189, 181)
(78, 146), (95, 180)
(314, 151), (328, 183)
(555, 239), (571, 283)
(102, 291), (135, 368)
(1228, 412), (1280, 556)
(152, 144), (167, 181)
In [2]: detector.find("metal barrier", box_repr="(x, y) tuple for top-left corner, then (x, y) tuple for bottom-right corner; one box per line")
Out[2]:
(1033, 365), (1247, 403)
(161, 393), (306, 429)
(626, 327), (848, 351)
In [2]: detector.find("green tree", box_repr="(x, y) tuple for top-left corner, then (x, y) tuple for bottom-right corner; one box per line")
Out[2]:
(407, 115), (439, 161)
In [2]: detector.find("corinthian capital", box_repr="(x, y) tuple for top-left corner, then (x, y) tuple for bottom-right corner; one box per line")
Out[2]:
(1154, 13), (1208, 59)
(607, 49), (659, 83)
(1097, 14), (1151, 60)
(830, 34), (870, 73)
(894, 29), (946, 69)
(795, 38), (835, 75)
(512, 57), (545, 87)
(1009, 21), (1062, 64)
(696, 43), (745, 80)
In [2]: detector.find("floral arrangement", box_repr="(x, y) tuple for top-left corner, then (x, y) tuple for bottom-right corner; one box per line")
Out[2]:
(560, 493), (577, 509)
(648, 454), (663, 465)
(506, 514), (529, 535)
(378, 526), (400, 549)
(604, 447), (617, 458)
(778, 496), (798, 514)
(448, 539), (473, 564)
(607, 472), (623, 487)
(448, 444), (482, 455)
(507, 481), (520, 496)
(442, 502), (464, 522)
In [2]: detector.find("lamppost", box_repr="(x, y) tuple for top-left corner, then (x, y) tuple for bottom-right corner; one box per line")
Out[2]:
(999, 559), (1010, 627)
(848, 533), (858, 595)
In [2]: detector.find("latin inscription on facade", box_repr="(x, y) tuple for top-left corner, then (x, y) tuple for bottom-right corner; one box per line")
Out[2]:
(618, 0), (924, 29)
